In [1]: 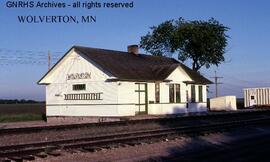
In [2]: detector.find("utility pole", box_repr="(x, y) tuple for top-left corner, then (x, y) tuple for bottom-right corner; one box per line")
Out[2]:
(211, 71), (223, 97)
(48, 51), (51, 70)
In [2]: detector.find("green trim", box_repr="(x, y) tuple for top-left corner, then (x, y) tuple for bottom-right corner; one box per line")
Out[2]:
(135, 90), (146, 92)
(135, 111), (147, 115)
(149, 102), (186, 104)
(135, 104), (146, 106)
(135, 83), (148, 115)
(145, 83), (148, 114)
(190, 102), (207, 104)
(47, 103), (135, 106)
(198, 85), (203, 102)
(47, 102), (206, 107)
(149, 102), (207, 104)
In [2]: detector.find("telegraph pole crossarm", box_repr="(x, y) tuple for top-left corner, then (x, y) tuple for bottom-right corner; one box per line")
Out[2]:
(211, 71), (223, 97)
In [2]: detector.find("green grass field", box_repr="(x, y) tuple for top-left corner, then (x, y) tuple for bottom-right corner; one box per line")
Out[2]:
(0, 114), (43, 123)
(0, 103), (45, 123)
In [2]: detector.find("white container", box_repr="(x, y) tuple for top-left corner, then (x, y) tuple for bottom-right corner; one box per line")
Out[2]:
(210, 96), (237, 111)
(244, 87), (270, 107)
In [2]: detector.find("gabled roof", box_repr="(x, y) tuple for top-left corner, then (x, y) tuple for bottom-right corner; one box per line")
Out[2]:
(38, 46), (213, 84)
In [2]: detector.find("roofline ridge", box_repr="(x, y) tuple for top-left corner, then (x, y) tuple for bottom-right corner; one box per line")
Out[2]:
(73, 45), (133, 55)
(73, 45), (180, 60)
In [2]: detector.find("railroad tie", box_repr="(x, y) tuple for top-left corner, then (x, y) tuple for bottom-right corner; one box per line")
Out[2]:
(35, 152), (47, 158)
(8, 156), (23, 162)
(47, 151), (61, 157)
(22, 155), (35, 161)
(1, 158), (11, 162)
(124, 141), (140, 146)
(82, 146), (102, 152)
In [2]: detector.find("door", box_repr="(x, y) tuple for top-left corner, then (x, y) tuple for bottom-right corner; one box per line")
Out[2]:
(186, 90), (189, 108)
(135, 83), (148, 115)
(249, 89), (256, 107)
(250, 95), (256, 106)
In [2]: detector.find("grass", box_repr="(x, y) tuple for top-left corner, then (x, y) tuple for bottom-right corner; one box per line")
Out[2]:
(0, 114), (43, 123)
(0, 103), (45, 123)
(0, 103), (45, 115)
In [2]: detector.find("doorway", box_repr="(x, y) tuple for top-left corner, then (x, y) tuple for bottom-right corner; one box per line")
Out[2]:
(250, 95), (256, 106)
(135, 83), (148, 115)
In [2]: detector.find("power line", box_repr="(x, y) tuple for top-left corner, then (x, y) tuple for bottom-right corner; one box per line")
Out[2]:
(210, 71), (223, 97)
(222, 85), (243, 93)
(48, 51), (51, 70)
(0, 48), (63, 54)
(0, 48), (63, 66)
(222, 73), (270, 84)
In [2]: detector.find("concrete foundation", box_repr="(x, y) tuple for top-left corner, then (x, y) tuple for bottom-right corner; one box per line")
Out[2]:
(46, 116), (126, 124)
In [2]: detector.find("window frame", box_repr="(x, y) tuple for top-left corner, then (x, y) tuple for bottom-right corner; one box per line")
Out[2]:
(169, 84), (181, 103)
(175, 84), (181, 103)
(198, 85), (203, 102)
(169, 84), (175, 103)
(155, 83), (160, 103)
(72, 84), (86, 91)
(191, 85), (196, 103)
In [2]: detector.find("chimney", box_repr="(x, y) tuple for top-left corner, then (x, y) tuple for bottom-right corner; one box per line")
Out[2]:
(127, 45), (139, 55)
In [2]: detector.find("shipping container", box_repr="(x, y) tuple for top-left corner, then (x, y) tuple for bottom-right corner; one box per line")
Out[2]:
(243, 87), (270, 107)
(210, 96), (237, 111)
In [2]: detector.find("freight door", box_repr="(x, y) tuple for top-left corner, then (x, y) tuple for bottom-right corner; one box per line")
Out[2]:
(135, 83), (148, 114)
(249, 89), (256, 107)
(250, 95), (256, 106)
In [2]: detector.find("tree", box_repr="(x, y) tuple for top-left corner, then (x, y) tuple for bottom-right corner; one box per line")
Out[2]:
(140, 18), (229, 71)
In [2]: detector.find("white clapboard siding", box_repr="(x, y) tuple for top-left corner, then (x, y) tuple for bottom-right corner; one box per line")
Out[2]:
(41, 48), (209, 117)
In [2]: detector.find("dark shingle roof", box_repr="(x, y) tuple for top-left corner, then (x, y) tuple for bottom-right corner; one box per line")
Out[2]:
(74, 46), (212, 84)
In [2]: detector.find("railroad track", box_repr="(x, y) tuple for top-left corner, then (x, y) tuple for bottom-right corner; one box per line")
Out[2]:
(1, 116), (270, 161)
(1, 109), (270, 135)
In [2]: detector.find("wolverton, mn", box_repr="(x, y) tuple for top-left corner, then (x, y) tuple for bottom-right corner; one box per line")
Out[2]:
(17, 15), (97, 23)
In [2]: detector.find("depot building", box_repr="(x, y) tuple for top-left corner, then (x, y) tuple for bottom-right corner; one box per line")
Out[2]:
(38, 45), (212, 121)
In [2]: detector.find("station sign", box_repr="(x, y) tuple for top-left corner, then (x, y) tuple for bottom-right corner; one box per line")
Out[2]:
(67, 72), (91, 80)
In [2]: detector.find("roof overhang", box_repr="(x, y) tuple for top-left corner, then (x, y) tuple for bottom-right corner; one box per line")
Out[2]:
(183, 81), (196, 84)
(183, 80), (212, 85)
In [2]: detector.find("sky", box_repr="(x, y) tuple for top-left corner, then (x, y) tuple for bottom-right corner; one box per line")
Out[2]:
(1, 0), (270, 101)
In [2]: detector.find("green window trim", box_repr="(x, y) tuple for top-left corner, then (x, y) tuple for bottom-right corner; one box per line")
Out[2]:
(169, 84), (175, 103)
(169, 84), (181, 103)
(191, 85), (196, 103)
(176, 84), (181, 103)
(155, 83), (160, 103)
(73, 84), (86, 91)
(198, 85), (203, 102)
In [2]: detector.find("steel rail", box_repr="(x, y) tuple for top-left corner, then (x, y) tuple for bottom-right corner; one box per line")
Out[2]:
(1, 109), (270, 135)
(0, 116), (270, 158)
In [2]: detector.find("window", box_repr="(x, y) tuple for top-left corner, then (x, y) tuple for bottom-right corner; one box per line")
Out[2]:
(176, 84), (181, 103)
(251, 96), (255, 100)
(198, 85), (203, 102)
(73, 84), (86, 91)
(64, 93), (103, 100)
(169, 84), (181, 103)
(169, 84), (175, 103)
(186, 90), (189, 108)
(155, 83), (160, 103)
(191, 85), (196, 102)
